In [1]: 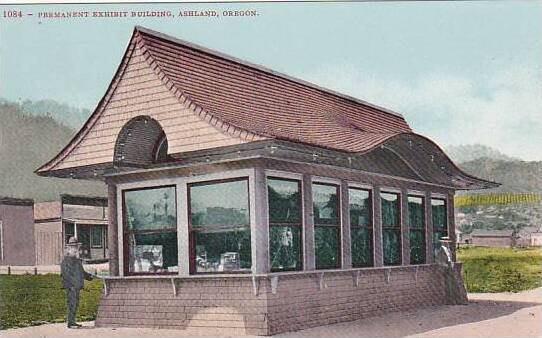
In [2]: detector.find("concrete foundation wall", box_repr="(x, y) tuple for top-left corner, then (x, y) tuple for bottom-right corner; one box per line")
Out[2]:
(96, 264), (460, 335)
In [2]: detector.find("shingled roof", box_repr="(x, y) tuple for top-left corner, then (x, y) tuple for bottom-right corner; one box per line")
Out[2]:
(36, 26), (498, 190)
(134, 27), (412, 153)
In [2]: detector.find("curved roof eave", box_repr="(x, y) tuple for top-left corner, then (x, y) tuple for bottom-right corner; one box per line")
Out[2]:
(360, 132), (500, 190)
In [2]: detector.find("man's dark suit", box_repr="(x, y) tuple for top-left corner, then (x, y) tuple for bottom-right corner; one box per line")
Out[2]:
(60, 256), (93, 326)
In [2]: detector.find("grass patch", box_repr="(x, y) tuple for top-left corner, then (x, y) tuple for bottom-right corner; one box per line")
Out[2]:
(458, 246), (542, 293)
(0, 274), (102, 330)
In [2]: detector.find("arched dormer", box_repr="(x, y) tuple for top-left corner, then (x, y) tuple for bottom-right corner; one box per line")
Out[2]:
(114, 116), (169, 168)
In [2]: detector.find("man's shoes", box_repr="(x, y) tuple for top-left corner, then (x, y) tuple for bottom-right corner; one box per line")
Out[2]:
(67, 323), (83, 328)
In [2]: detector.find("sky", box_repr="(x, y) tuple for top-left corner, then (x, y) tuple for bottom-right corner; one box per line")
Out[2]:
(1, 1), (541, 160)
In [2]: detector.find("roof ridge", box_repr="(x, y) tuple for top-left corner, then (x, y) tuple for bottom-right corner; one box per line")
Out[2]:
(134, 25), (405, 120)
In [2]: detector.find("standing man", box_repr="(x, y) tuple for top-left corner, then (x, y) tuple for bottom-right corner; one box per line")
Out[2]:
(60, 236), (94, 328)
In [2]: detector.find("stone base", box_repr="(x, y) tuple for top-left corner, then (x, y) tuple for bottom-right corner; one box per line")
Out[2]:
(96, 264), (463, 335)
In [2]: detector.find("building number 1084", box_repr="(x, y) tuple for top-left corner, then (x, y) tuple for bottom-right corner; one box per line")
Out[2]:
(3, 11), (23, 18)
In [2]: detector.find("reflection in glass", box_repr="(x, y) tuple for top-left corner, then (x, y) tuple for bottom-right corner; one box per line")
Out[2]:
(269, 226), (302, 271)
(408, 196), (425, 264)
(381, 192), (399, 227)
(315, 226), (339, 269)
(268, 178), (301, 223)
(128, 232), (178, 273)
(268, 178), (302, 271)
(194, 229), (251, 272)
(313, 183), (340, 269)
(189, 179), (251, 273)
(124, 186), (178, 274)
(432, 199), (447, 230)
(432, 198), (447, 258)
(383, 228), (401, 265)
(351, 227), (373, 267)
(349, 188), (373, 267)
(313, 183), (339, 225)
(190, 180), (249, 227)
(381, 192), (401, 266)
(125, 187), (176, 231)
(349, 188), (371, 227)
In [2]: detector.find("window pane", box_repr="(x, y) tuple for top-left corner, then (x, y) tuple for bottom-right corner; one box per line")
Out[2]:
(128, 232), (178, 273)
(383, 228), (401, 265)
(125, 187), (176, 231)
(313, 183), (339, 225)
(190, 180), (249, 227)
(91, 226), (103, 248)
(381, 192), (399, 227)
(410, 229), (425, 264)
(431, 199), (447, 231)
(408, 196), (424, 229)
(315, 226), (340, 269)
(269, 225), (302, 271)
(351, 227), (373, 267)
(349, 188), (372, 227)
(433, 231), (446, 258)
(268, 178), (301, 224)
(194, 228), (251, 273)
(65, 223), (75, 243)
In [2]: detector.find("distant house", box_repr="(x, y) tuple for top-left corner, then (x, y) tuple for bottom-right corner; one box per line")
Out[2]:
(0, 197), (35, 266)
(470, 229), (514, 247)
(34, 194), (108, 265)
(531, 231), (542, 246)
(515, 226), (541, 247)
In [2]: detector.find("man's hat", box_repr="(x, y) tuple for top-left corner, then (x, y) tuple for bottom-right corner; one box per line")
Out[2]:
(67, 236), (81, 246)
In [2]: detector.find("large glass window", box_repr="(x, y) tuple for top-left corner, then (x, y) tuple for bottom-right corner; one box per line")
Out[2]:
(432, 198), (448, 257)
(313, 183), (341, 269)
(408, 196), (425, 264)
(189, 178), (251, 273)
(91, 226), (104, 248)
(268, 177), (302, 271)
(349, 188), (373, 267)
(123, 186), (178, 274)
(381, 192), (401, 266)
(64, 222), (75, 244)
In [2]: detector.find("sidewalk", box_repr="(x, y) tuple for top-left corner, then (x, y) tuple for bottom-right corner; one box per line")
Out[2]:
(1, 288), (541, 338)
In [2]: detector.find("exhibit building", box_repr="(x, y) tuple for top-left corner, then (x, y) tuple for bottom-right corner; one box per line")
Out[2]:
(37, 26), (497, 335)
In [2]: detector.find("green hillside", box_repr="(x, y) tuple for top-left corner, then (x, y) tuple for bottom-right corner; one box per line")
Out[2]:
(0, 101), (105, 202)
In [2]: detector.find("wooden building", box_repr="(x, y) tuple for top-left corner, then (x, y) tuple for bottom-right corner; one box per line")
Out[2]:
(34, 194), (108, 265)
(36, 27), (497, 335)
(469, 229), (514, 248)
(0, 197), (35, 266)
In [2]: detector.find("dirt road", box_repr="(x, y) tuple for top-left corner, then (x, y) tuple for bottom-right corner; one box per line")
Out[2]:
(3, 288), (541, 338)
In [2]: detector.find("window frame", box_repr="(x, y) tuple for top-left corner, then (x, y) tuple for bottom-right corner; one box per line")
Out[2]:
(407, 194), (426, 265)
(187, 177), (252, 275)
(122, 184), (178, 276)
(348, 186), (374, 268)
(312, 181), (342, 270)
(380, 190), (402, 266)
(267, 176), (304, 272)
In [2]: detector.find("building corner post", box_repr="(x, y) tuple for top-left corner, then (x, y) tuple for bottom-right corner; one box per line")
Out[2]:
(302, 174), (315, 270)
(425, 191), (434, 264)
(107, 184), (119, 276)
(253, 167), (269, 274)
(401, 189), (410, 265)
(448, 192), (457, 262)
(373, 186), (384, 267)
(340, 180), (351, 269)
